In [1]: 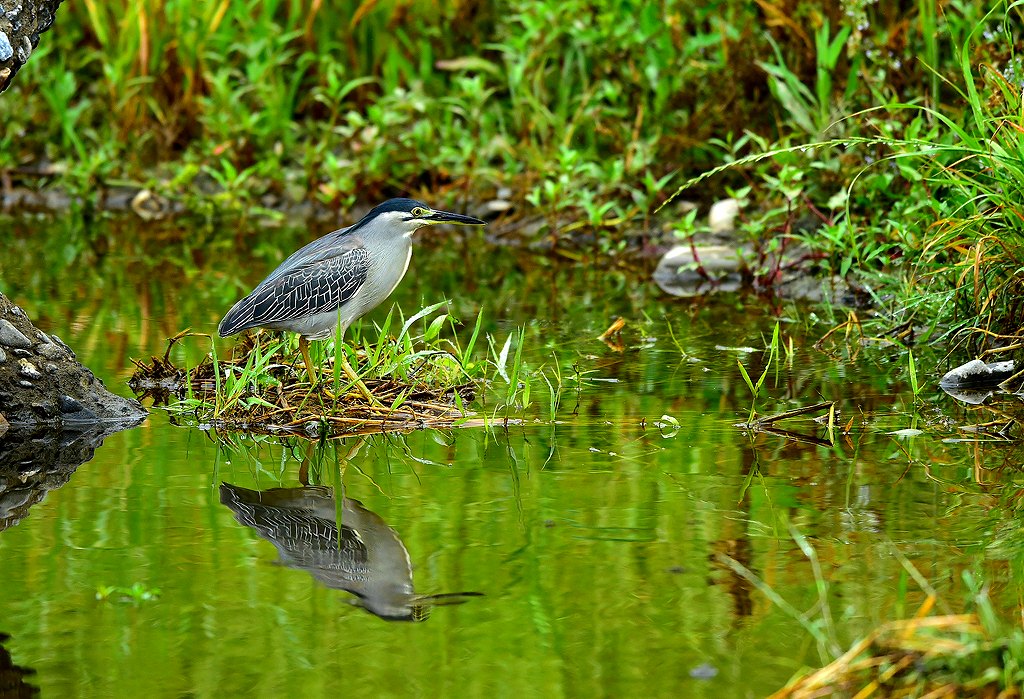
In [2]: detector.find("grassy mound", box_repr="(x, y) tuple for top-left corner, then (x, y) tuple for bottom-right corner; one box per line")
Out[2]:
(130, 303), (525, 435)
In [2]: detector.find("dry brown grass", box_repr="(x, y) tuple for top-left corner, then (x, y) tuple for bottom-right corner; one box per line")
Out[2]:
(773, 598), (1022, 699)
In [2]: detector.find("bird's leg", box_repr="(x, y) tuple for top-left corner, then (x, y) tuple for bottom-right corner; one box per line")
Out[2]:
(300, 335), (381, 406)
(299, 336), (318, 386)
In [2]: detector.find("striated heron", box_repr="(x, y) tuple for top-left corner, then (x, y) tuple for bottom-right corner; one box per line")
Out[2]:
(218, 198), (485, 401)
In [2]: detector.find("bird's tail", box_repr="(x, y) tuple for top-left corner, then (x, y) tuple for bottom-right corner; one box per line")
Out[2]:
(217, 297), (252, 337)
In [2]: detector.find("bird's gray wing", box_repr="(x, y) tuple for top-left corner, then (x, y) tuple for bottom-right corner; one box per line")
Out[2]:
(219, 246), (369, 334)
(261, 225), (354, 286)
(221, 494), (370, 578)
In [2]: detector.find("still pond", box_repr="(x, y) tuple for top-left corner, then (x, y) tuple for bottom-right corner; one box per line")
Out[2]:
(1, 215), (1021, 697)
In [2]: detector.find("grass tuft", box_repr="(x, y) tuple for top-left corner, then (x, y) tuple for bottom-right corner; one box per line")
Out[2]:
(129, 305), (530, 436)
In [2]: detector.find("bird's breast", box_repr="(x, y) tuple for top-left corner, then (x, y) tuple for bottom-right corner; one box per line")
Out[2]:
(364, 240), (413, 306)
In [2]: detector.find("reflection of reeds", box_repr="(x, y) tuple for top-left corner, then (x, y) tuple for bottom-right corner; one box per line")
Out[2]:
(772, 610), (1007, 698)
(725, 525), (1024, 697)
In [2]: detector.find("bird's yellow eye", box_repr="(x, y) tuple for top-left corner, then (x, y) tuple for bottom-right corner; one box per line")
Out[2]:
(411, 207), (428, 217)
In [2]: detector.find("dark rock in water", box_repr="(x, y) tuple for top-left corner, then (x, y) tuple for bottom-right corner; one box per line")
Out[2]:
(0, 632), (39, 697)
(58, 394), (82, 414)
(939, 359), (1015, 389)
(0, 291), (147, 425)
(0, 420), (135, 531)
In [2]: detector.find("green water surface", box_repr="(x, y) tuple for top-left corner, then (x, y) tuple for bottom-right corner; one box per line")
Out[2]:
(1, 216), (1022, 698)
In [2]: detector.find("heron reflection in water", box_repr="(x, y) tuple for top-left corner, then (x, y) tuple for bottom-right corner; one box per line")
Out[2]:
(220, 483), (481, 621)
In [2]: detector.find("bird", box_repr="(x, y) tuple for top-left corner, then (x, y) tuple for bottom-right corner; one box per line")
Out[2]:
(219, 482), (482, 621)
(218, 198), (485, 401)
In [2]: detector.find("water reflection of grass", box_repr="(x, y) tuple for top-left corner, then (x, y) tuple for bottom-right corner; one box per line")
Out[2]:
(95, 583), (162, 605)
(729, 531), (1024, 697)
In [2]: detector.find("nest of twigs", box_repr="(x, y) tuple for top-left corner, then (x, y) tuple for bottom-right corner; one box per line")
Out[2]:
(129, 332), (477, 436)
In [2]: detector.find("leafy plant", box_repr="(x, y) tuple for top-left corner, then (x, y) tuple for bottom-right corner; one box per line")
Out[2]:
(95, 583), (161, 604)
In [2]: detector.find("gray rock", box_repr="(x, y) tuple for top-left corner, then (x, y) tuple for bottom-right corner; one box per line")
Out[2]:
(708, 198), (742, 234)
(938, 359), (1018, 405)
(939, 359), (1015, 390)
(15, 34), (28, 62)
(58, 394), (81, 413)
(49, 333), (74, 358)
(11, 348), (29, 358)
(0, 347), (5, 364)
(36, 341), (63, 360)
(483, 199), (512, 214)
(0, 31), (11, 61)
(653, 243), (749, 297)
(0, 319), (31, 349)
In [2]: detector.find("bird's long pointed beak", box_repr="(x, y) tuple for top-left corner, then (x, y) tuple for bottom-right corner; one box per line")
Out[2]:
(422, 209), (486, 226)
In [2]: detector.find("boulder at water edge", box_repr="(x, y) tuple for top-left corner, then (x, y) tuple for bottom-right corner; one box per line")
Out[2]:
(0, 291), (147, 425)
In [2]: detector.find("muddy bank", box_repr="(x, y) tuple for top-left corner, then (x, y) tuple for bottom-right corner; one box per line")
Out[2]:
(0, 291), (147, 425)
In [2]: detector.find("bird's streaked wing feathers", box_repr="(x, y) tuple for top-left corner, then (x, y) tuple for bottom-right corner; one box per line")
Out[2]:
(219, 247), (369, 335)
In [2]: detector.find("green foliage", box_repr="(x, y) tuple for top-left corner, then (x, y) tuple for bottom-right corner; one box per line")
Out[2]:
(648, 1), (1024, 338)
(736, 322), (782, 425)
(908, 348), (920, 398)
(2, 0), (998, 234)
(5, 0), (1024, 341)
(95, 583), (162, 604)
